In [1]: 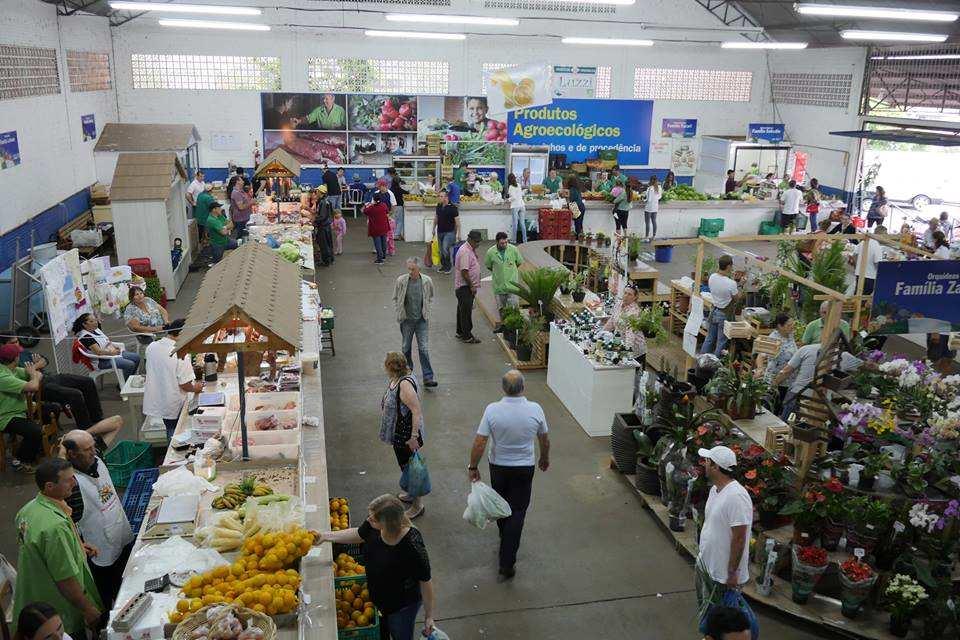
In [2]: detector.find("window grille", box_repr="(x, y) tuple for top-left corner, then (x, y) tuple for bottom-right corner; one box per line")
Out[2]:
(484, 0), (615, 15)
(862, 44), (960, 121)
(130, 54), (281, 90)
(633, 68), (752, 102)
(307, 57), (449, 95)
(771, 73), (851, 109)
(67, 50), (111, 92)
(0, 44), (60, 100)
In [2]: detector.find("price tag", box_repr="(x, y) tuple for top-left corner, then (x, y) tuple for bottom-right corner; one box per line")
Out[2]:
(854, 548), (865, 559)
(304, 476), (316, 484)
(865, 524), (875, 531)
(305, 504), (317, 513)
(303, 593), (312, 605)
(893, 521), (906, 533)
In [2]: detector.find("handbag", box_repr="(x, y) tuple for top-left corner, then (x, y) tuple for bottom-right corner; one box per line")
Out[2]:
(391, 376), (422, 448)
(698, 588), (760, 640)
(568, 200), (582, 219)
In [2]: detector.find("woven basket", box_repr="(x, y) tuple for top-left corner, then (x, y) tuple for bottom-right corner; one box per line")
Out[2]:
(173, 605), (277, 640)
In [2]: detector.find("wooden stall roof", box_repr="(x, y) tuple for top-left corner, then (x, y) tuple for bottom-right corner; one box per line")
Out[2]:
(174, 243), (302, 357)
(94, 123), (200, 152)
(110, 153), (187, 202)
(253, 148), (301, 179)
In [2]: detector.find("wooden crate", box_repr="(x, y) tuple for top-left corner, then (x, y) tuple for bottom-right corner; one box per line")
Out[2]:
(752, 334), (782, 356)
(723, 320), (753, 339)
(764, 425), (791, 456)
(92, 205), (112, 223)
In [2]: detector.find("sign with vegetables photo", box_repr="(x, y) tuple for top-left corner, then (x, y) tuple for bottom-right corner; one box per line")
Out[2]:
(417, 96), (507, 143)
(348, 94), (417, 132)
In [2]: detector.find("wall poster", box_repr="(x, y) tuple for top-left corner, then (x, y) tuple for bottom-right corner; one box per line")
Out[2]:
(81, 114), (96, 142)
(38, 249), (91, 344)
(0, 130), (21, 170)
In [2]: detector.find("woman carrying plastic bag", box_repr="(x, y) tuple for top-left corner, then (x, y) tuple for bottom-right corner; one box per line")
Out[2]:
(379, 351), (427, 519)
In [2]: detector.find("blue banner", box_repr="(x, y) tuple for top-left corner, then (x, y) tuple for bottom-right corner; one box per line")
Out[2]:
(507, 98), (653, 165)
(81, 114), (96, 141)
(870, 260), (960, 334)
(662, 118), (697, 138)
(748, 123), (785, 143)
(0, 130), (20, 170)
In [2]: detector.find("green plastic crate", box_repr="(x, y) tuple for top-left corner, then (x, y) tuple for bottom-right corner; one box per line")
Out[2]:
(321, 310), (335, 331)
(699, 218), (725, 233)
(335, 575), (379, 640)
(759, 221), (781, 235)
(104, 440), (153, 488)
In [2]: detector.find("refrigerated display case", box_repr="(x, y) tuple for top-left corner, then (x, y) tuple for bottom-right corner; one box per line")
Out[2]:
(393, 155), (442, 192)
(695, 136), (791, 195)
(508, 145), (550, 188)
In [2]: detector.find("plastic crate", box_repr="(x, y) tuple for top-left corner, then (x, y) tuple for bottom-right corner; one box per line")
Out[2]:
(759, 221), (781, 235)
(121, 467), (159, 534)
(335, 574), (379, 639)
(332, 542), (364, 563)
(126, 258), (153, 278)
(104, 440), (154, 488)
(699, 218), (725, 233)
(321, 311), (335, 331)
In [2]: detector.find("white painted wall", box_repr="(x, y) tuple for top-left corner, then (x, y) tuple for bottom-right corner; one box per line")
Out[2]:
(0, 0), (117, 235)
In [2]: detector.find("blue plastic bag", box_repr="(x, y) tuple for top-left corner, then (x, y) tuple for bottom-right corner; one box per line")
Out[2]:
(698, 589), (760, 640)
(399, 452), (432, 497)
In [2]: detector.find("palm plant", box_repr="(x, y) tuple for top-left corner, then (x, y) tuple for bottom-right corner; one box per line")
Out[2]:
(507, 268), (567, 316)
(801, 240), (847, 322)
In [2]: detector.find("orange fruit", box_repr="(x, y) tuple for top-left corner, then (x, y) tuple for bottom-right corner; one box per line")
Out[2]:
(253, 604), (266, 614)
(176, 600), (190, 613)
(352, 598), (363, 610)
(351, 611), (362, 622)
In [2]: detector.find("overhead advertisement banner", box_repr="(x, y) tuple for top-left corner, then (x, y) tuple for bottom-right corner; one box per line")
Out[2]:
(869, 260), (960, 334)
(506, 98), (654, 165)
(748, 123), (786, 143)
(552, 66), (597, 98)
(484, 63), (553, 115)
(661, 118), (697, 138)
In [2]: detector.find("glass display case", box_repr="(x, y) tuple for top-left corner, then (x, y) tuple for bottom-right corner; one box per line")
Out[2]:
(393, 155), (442, 193)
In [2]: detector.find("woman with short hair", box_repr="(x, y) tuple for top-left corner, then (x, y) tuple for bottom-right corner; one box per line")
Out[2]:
(123, 286), (169, 334)
(72, 313), (140, 380)
(319, 495), (436, 640)
(379, 352), (425, 519)
(13, 602), (70, 640)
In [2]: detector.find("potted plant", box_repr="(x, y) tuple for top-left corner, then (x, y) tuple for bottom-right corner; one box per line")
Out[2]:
(500, 307), (524, 348)
(568, 270), (588, 303)
(790, 544), (829, 604)
(627, 235), (641, 262)
(704, 360), (769, 420)
(584, 232), (594, 245)
(516, 314), (544, 362)
(632, 429), (661, 496)
(821, 477), (848, 551)
(742, 451), (792, 529)
(780, 486), (829, 545)
(690, 253), (718, 285)
(839, 558), (878, 618)
(845, 496), (891, 556)
(654, 403), (722, 506)
(893, 458), (930, 498)
(884, 574), (928, 637)
(859, 450), (889, 491)
(507, 267), (567, 322)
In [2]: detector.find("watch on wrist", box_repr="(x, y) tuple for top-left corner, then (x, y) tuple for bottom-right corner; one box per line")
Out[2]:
(467, 465), (478, 470)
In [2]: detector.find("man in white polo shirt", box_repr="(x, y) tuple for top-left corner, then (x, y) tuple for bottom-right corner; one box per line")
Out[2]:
(696, 445), (752, 618)
(143, 319), (203, 440)
(700, 255), (741, 357)
(467, 370), (550, 582)
(186, 170), (204, 219)
(779, 180), (802, 230)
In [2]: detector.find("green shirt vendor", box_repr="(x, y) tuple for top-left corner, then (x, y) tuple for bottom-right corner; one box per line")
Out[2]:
(13, 459), (103, 639)
(193, 186), (216, 228)
(487, 172), (502, 195)
(304, 93), (346, 129)
(801, 301), (852, 345)
(542, 169), (562, 194)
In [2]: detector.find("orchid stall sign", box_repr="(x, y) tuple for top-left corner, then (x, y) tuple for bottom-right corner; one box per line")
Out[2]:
(869, 260), (960, 334)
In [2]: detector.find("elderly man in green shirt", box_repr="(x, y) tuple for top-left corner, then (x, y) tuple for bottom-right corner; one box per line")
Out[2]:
(801, 300), (851, 345)
(206, 202), (238, 264)
(14, 458), (103, 638)
(542, 169), (562, 195)
(303, 93), (346, 130)
(485, 231), (524, 332)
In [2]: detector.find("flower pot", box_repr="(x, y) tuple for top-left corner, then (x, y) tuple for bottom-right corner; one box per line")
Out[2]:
(516, 342), (533, 362)
(634, 459), (661, 496)
(839, 571), (878, 618)
(610, 413), (641, 474)
(889, 613), (911, 638)
(845, 525), (879, 556)
(858, 474), (876, 491)
(664, 456), (694, 532)
(572, 290), (586, 303)
(821, 519), (845, 551)
(503, 328), (518, 348)
(790, 547), (828, 605)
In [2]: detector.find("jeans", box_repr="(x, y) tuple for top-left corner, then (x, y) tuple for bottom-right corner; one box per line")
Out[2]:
(573, 211), (583, 236)
(700, 307), (729, 356)
(394, 206), (405, 239)
(163, 417), (179, 441)
(644, 211), (657, 238)
(42, 373), (103, 430)
(99, 350), (141, 379)
(489, 463), (535, 570)
(511, 208), (527, 243)
(809, 210), (818, 230)
(211, 239), (238, 263)
(456, 285), (475, 339)
(232, 219), (248, 239)
(614, 209), (629, 231)
(780, 390), (801, 421)
(400, 319), (435, 382)
(329, 194), (341, 211)
(372, 235), (387, 262)
(381, 600), (421, 640)
(4, 416), (42, 463)
(438, 231), (455, 271)
(317, 224), (334, 265)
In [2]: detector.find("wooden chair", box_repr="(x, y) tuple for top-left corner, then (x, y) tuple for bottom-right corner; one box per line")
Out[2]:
(25, 390), (61, 459)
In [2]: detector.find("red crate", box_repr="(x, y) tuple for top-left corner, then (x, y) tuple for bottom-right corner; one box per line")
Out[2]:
(127, 258), (153, 277)
(554, 209), (572, 224)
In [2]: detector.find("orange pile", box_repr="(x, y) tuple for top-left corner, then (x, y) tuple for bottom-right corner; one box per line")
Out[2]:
(334, 552), (365, 578)
(335, 579), (376, 630)
(329, 498), (349, 531)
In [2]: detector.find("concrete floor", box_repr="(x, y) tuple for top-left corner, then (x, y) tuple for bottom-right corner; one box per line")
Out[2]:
(0, 227), (829, 638)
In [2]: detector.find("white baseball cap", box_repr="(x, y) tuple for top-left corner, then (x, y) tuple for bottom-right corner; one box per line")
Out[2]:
(698, 445), (737, 471)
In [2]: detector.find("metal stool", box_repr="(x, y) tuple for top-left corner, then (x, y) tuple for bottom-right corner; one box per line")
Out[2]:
(321, 326), (335, 357)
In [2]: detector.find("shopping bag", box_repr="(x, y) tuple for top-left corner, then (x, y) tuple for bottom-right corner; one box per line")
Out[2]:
(423, 626), (450, 640)
(424, 241), (433, 268)
(697, 588), (760, 640)
(796, 212), (809, 230)
(462, 481), (512, 529)
(431, 236), (441, 266)
(568, 200), (582, 219)
(399, 452), (432, 497)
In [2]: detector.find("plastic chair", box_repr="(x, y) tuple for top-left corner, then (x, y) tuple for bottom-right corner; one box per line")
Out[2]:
(77, 343), (127, 390)
(133, 332), (156, 358)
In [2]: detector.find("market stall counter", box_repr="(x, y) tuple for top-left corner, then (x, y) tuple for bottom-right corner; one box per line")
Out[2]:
(403, 198), (781, 242)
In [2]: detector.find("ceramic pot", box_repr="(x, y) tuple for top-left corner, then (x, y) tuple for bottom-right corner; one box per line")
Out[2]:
(889, 613), (911, 638)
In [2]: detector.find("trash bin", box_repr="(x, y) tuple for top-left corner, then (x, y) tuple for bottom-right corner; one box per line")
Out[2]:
(654, 245), (673, 263)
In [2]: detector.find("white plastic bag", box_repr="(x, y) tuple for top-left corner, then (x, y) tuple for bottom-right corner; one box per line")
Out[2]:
(152, 465), (218, 497)
(424, 626), (450, 640)
(462, 481), (511, 529)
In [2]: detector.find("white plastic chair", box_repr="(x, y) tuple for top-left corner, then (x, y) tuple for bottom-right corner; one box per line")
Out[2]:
(77, 343), (127, 390)
(133, 332), (157, 359)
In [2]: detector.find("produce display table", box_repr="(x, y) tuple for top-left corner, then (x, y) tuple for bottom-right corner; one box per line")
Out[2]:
(547, 323), (636, 437)
(247, 222), (315, 272)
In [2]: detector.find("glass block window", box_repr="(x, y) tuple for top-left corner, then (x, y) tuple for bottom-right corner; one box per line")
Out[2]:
(633, 68), (752, 102)
(771, 73), (851, 109)
(484, 0), (615, 15)
(482, 63), (612, 98)
(130, 54), (281, 90)
(66, 50), (111, 92)
(0, 44), (60, 101)
(307, 58), (449, 95)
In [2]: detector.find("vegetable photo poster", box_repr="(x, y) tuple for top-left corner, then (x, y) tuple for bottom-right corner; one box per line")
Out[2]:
(417, 96), (507, 167)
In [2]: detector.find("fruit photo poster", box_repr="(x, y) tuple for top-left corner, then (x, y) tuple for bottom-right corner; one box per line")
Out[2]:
(261, 93), (507, 167)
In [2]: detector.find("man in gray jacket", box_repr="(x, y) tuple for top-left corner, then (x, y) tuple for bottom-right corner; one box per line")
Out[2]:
(393, 257), (438, 387)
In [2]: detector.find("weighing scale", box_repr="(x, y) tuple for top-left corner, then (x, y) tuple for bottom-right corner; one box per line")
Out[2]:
(141, 494), (200, 540)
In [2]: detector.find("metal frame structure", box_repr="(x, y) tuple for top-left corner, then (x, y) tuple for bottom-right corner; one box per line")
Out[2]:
(692, 0), (768, 43)
(861, 44), (960, 119)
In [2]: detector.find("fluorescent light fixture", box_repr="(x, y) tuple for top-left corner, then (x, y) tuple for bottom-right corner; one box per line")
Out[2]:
(796, 4), (958, 22)
(555, 0), (635, 4)
(871, 53), (960, 61)
(109, 1), (261, 15)
(158, 18), (269, 30)
(840, 30), (948, 42)
(722, 41), (808, 49)
(561, 37), (653, 46)
(385, 13), (518, 26)
(365, 30), (466, 40)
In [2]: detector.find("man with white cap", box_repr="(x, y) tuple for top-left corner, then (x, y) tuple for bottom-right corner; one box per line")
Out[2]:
(695, 445), (753, 617)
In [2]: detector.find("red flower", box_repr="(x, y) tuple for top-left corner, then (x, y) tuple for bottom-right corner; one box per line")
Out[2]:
(744, 469), (758, 480)
(697, 425), (709, 436)
(762, 459), (774, 468)
(744, 444), (765, 459)
(824, 478), (844, 494)
(804, 490), (826, 504)
(796, 546), (828, 567)
(840, 559), (874, 582)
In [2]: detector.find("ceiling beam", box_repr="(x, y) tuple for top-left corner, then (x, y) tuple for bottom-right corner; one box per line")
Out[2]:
(692, 0), (770, 42)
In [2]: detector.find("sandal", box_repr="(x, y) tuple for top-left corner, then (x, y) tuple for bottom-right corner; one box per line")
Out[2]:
(405, 504), (425, 519)
(398, 492), (414, 503)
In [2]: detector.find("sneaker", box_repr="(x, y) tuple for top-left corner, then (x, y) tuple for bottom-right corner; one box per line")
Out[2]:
(462, 336), (481, 344)
(493, 325), (505, 333)
(424, 379), (438, 388)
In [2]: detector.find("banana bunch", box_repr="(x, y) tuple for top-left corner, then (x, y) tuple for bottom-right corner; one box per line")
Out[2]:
(212, 476), (274, 510)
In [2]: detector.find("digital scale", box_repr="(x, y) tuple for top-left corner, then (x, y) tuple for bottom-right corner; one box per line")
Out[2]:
(141, 494), (201, 540)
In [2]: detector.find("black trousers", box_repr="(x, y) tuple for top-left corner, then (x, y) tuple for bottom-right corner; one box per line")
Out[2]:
(5, 416), (42, 463)
(317, 224), (334, 266)
(89, 541), (133, 610)
(42, 373), (103, 430)
(455, 285), (475, 339)
(489, 463), (535, 571)
(614, 209), (629, 231)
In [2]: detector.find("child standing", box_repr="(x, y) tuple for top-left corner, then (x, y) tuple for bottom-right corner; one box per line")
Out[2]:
(332, 211), (347, 255)
(386, 213), (397, 256)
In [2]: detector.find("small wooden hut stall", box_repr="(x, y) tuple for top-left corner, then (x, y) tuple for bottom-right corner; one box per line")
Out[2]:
(254, 148), (301, 206)
(110, 152), (191, 298)
(173, 243), (301, 459)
